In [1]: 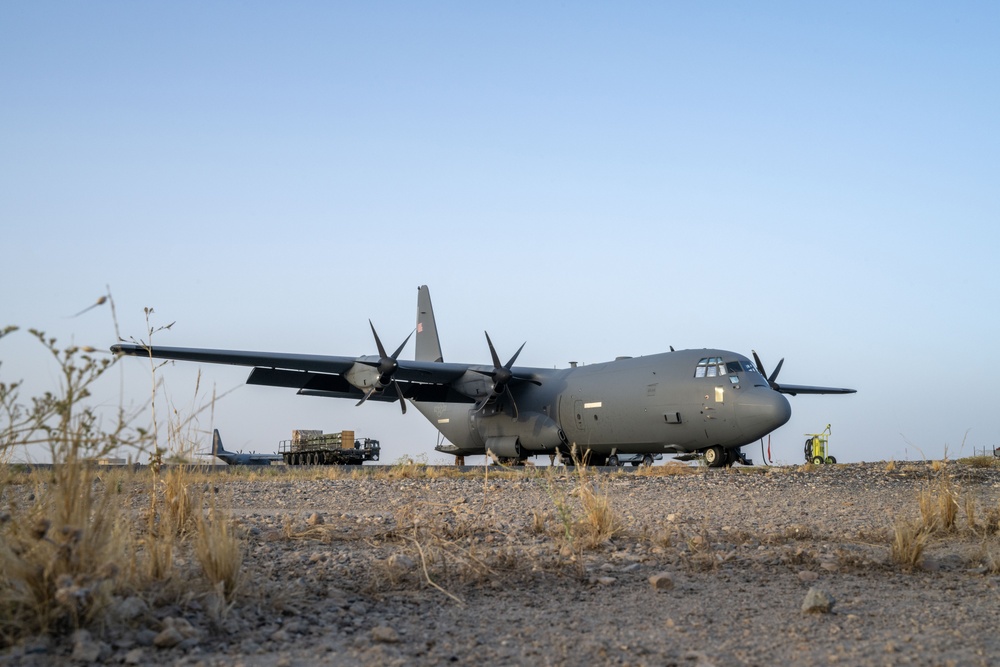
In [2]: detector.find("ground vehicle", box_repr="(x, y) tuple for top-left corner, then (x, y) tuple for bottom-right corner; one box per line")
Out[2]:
(607, 452), (662, 467)
(804, 424), (836, 464)
(279, 430), (380, 465)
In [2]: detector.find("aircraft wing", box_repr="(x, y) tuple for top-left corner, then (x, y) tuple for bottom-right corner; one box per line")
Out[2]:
(110, 343), (483, 403)
(773, 383), (856, 396)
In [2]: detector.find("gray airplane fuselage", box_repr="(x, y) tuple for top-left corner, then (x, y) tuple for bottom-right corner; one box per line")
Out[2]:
(413, 348), (791, 460)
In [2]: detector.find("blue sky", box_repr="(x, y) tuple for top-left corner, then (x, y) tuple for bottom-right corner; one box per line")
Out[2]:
(3, 2), (998, 464)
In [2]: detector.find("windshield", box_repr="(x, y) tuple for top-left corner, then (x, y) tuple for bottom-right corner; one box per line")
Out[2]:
(694, 358), (758, 378)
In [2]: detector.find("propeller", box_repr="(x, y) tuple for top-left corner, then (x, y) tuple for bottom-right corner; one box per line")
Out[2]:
(751, 350), (784, 391)
(474, 332), (528, 418)
(357, 320), (413, 413)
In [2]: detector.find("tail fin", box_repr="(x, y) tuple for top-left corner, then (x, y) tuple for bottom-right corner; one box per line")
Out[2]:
(415, 285), (443, 362)
(212, 429), (227, 456)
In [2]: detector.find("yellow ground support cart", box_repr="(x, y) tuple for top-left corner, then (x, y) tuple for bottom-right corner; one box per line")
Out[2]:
(804, 424), (837, 464)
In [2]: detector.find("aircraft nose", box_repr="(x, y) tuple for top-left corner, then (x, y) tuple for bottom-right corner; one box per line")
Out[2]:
(735, 388), (792, 441)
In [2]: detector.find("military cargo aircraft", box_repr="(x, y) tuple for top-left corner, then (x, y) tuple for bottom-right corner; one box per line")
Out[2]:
(111, 286), (855, 467)
(200, 428), (281, 466)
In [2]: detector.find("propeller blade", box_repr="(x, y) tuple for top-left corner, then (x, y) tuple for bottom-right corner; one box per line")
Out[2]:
(769, 358), (785, 385)
(752, 350), (784, 390)
(363, 322), (414, 410)
(370, 320), (388, 358)
(485, 331), (502, 368)
(476, 333), (529, 416)
(505, 342), (526, 369)
(391, 330), (414, 360)
(392, 380), (407, 414)
(356, 387), (376, 407)
(503, 386), (519, 419)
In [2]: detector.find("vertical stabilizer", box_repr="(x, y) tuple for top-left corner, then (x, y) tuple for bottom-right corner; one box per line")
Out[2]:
(415, 285), (444, 362)
(212, 429), (227, 456)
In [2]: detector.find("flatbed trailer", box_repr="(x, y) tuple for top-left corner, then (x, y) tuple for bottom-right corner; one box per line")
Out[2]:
(279, 430), (380, 465)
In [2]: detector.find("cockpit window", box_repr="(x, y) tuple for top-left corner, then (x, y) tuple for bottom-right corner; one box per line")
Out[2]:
(696, 357), (756, 379)
(695, 357), (725, 378)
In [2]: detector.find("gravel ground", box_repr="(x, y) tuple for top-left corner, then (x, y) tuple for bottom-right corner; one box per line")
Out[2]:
(5, 461), (1000, 666)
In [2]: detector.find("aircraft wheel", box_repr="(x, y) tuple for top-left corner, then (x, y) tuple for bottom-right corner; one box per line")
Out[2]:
(642, 454), (654, 467)
(811, 456), (824, 465)
(704, 446), (725, 468)
(630, 461), (640, 467)
(826, 456), (837, 464)
(608, 454), (620, 467)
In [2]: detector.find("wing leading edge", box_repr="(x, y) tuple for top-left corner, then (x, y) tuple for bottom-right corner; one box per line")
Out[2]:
(110, 343), (488, 404)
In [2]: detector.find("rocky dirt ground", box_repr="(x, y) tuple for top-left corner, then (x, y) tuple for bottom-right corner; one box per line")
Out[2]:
(5, 460), (1000, 666)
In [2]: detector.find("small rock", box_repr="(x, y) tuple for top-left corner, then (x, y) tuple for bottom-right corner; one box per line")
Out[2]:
(71, 630), (104, 662)
(135, 629), (158, 647)
(153, 627), (184, 648)
(162, 616), (198, 639)
(801, 587), (835, 614)
(124, 648), (145, 665)
(594, 576), (617, 586)
(307, 512), (324, 526)
(798, 570), (819, 583)
(113, 596), (150, 622)
(372, 625), (400, 643)
(387, 553), (415, 574)
(649, 572), (674, 591)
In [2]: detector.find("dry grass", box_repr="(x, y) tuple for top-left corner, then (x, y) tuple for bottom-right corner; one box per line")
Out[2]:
(0, 464), (126, 642)
(961, 455), (997, 469)
(918, 474), (960, 533)
(890, 520), (929, 571)
(634, 461), (699, 477)
(1, 302), (249, 646)
(194, 506), (243, 606)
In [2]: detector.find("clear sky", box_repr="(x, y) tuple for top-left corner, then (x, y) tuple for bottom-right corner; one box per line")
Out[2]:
(3, 2), (998, 465)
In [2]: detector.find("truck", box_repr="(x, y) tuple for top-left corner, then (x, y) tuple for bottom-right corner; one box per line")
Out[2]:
(279, 430), (381, 465)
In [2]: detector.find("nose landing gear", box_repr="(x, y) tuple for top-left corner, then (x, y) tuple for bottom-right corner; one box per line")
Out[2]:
(703, 446), (753, 468)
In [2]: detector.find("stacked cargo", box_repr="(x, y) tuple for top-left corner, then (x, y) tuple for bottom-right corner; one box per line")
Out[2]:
(279, 430), (379, 465)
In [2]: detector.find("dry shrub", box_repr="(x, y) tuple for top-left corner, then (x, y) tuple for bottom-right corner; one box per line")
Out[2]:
(918, 475), (960, 533)
(973, 539), (1000, 574)
(984, 501), (1000, 535)
(963, 456), (996, 469)
(0, 464), (128, 643)
(574, 478), (621, 548)
(195, 508), (243, 604)
(634, 462), (698, 477)
(891, 519), (929, 571)
(537, 452), (624, 553)
(378, 502), (499, 603)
